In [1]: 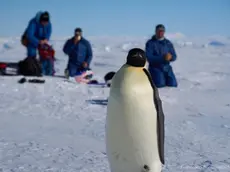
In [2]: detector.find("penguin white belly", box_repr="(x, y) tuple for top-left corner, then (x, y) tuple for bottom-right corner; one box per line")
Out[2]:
(106, 66), (162, 172)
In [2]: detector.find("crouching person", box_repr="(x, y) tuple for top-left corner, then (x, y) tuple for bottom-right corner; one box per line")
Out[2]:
(21, 11), (52, 58)
(21, 11), (54, 76)
(145, 24), (178, 88)
(63, 28), (93, 78)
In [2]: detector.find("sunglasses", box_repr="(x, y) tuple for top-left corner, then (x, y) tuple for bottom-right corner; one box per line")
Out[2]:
(75, 32), (82, 35)
(157, 29), (165, 32)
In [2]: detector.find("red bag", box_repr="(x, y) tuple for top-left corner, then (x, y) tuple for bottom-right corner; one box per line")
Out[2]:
(0, 63), (7, 69)
(38, 44), (55, 60)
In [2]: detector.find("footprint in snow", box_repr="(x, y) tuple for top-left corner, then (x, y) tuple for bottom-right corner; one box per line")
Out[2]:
(188, 112), (206, 117)
(198, 160), (212, 171)
(181, 120), (196, 130)
(185, 107), (206, 118)
(221, 124), (230, 129)
(161, 95), (177, 104)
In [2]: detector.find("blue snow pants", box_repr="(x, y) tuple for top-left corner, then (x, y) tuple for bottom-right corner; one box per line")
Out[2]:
(148, 65), (178, 88)
(40, 59), (54, 76)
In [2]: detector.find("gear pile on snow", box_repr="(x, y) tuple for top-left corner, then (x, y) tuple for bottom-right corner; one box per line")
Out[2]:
(74, 69), (94, 83)
(0, 60), (116, 87)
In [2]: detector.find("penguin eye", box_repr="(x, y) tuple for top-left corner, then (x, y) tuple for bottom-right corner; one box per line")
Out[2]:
(133, 52), (143, 58)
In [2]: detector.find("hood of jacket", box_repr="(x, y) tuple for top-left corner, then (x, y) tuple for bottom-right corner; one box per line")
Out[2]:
(34, 11), (50, 24)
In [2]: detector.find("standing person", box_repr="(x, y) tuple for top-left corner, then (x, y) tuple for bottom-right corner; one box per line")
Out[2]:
(63, 28), (93, 78)
(38, 44), (55, 75)
(145, 24), (178, 88)
(21, 11), (54, 75)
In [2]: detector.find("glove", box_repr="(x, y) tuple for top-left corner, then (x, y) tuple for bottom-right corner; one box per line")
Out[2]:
(82, 62), (88, 68)
(164, 53), (172, 61)
(39, 39), (48, 45)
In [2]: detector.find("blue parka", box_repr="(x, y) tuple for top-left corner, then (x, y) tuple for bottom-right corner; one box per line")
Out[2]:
(25, 11), (52, 51)
(145, 36), (178, 87)
(63, 37), (93, 76)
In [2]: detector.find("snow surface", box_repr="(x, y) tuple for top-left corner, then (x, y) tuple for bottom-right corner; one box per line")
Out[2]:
(0, 35), (230, 172)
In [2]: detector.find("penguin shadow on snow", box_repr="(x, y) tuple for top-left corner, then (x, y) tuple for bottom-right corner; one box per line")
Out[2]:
(86, 99), (108, 106)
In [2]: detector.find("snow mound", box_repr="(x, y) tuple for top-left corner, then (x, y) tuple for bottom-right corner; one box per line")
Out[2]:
(165, 32), (186, 40)
(3, 43), (13, 50)
(121, 42), (144, 52)
(0, 43), (14, 53)
(208, 41), (225, 47)
(104, 46), (111, 52)
(121, 42), (132, 52)
(176, 41), (193, 47)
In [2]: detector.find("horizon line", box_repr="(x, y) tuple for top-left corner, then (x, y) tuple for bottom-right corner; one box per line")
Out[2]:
(0, 33), (229, 41)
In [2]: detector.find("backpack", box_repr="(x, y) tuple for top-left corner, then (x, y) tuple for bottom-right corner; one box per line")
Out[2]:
(21, 31), (29, 47)
(18, 57), (42, 76)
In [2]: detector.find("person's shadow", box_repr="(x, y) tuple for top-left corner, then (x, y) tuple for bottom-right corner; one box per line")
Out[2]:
(86, 99), (108, 106)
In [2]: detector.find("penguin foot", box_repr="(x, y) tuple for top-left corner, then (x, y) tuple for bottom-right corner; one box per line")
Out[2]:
(142, 164), (150, 172)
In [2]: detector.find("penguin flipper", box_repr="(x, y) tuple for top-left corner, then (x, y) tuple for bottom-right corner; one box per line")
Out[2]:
(143, 68), (165, 165)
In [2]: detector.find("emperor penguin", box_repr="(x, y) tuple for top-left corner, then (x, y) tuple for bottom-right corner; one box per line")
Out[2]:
(105, 48), (165, 172)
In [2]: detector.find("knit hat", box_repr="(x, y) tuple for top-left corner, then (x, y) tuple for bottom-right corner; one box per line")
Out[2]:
(40, 11), (49, 22)
(75, 28), (82, 33)
(155, 24), (165, 31)
(126, 48), (146, 67)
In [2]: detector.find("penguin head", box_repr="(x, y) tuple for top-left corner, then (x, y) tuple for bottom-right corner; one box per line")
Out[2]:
(126, 48), (146, 67)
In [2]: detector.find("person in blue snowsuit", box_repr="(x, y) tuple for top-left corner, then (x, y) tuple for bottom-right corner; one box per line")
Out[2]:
(63, 28), (93, 77)
(22, 11), (53, 75)
(145, 24), (178, 88)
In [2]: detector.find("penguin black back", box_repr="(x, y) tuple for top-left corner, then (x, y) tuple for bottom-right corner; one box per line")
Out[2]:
(143, 68), (165, 165)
